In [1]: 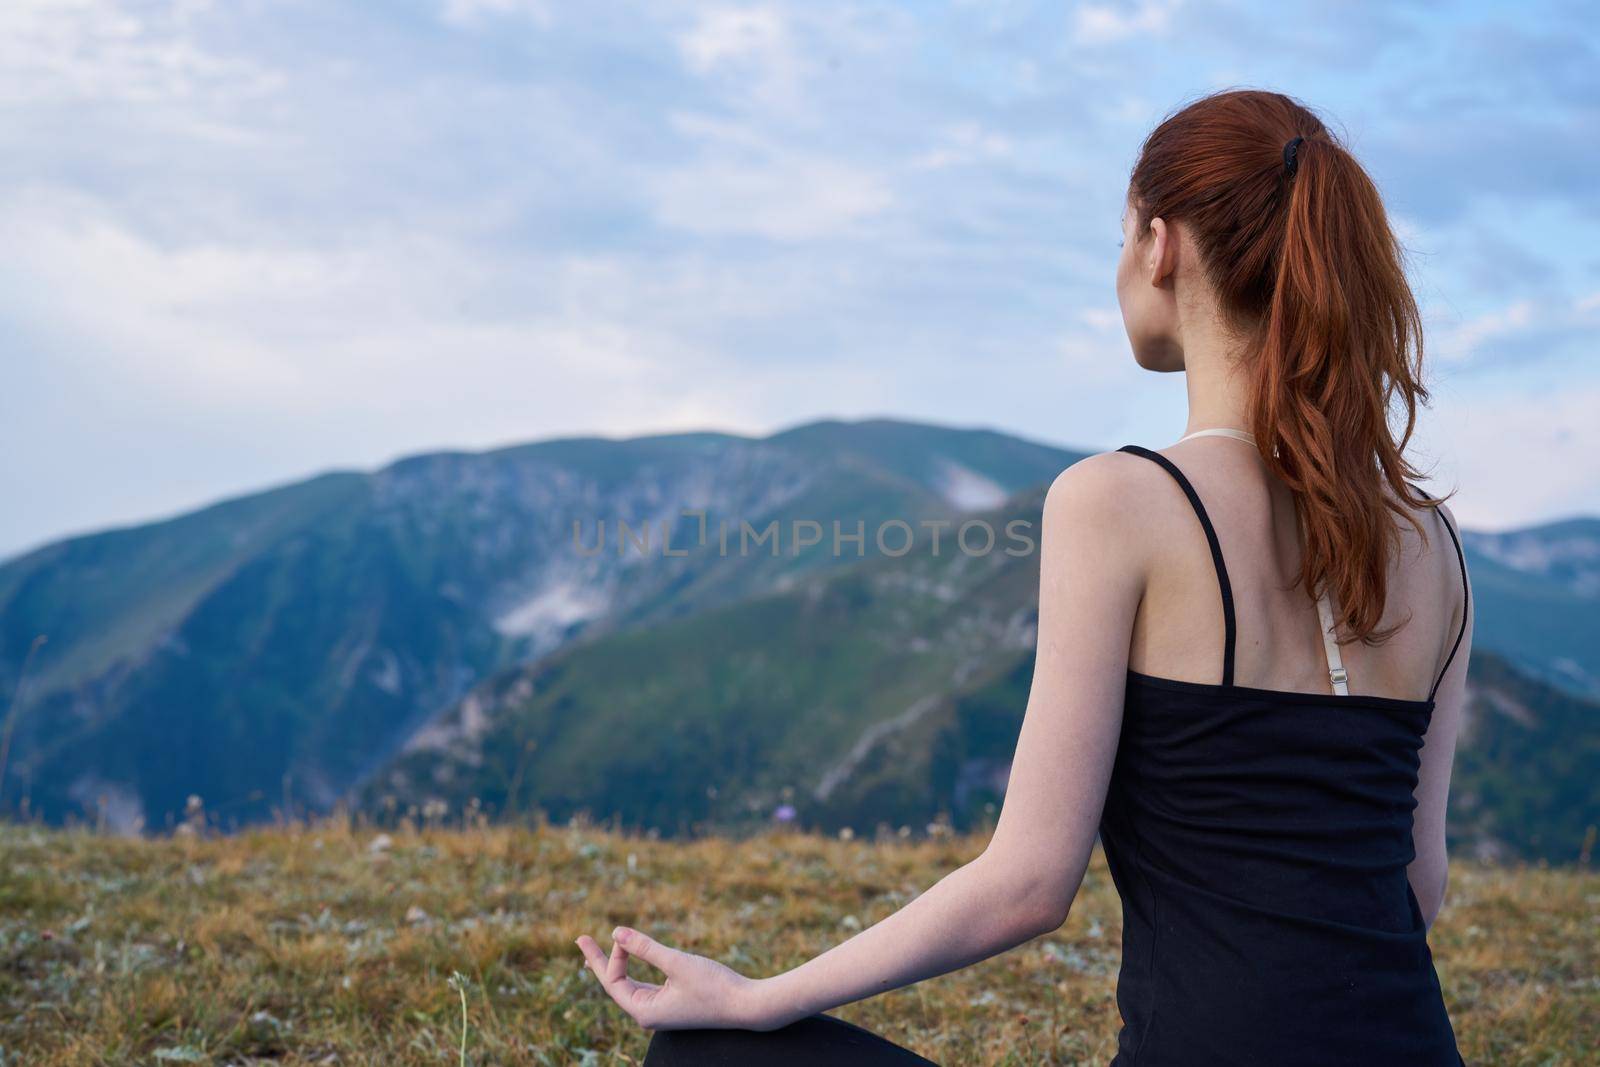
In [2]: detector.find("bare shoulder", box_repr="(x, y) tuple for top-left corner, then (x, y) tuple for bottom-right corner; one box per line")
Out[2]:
(1033, 451), (1164, 604)
(1427, 498), (1471, 594)
(1389, 490), (1470, 605)
(1041, 450), (1173, 547)
(1431, 499), (1463, 541)
(1394, 491), (1464, 557)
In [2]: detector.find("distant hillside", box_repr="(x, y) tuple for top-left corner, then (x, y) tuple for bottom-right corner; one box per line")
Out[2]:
(0, 419), (1081, 830)
(368, 491), (1599, 864)
(366, 489), (1050, 836)
(2, 417), (1595, 843)
(1462, 519), (1600, 697)
(1446, 652), (1600, 862)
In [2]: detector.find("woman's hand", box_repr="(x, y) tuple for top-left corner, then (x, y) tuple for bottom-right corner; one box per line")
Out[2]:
(573, 926), (781, 1032)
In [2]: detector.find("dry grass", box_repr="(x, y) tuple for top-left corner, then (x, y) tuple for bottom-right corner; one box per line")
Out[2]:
(1, 817), (1593, 1065)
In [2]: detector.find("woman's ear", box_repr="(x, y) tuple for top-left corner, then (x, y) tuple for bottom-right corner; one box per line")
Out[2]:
(1146, 216), (1177, 286)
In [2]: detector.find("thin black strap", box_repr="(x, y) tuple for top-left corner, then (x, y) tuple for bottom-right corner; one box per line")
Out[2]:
(1119, 445), (1237, 686)
(1421, 492), (1470, 701)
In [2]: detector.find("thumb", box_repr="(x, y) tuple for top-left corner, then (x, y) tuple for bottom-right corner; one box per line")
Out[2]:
(614, 927), (680, 974)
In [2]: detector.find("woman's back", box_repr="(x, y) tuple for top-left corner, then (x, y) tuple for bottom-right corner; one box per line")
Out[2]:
(1127, 435), (1467, 702)
(1100, 435), (1468, 1066)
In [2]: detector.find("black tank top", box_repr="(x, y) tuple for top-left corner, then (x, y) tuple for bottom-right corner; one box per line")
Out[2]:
(1100, 445), (1470, 1066)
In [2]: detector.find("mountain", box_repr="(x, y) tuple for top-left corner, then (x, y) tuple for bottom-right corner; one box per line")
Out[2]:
(2, 417), (1595, 848)
(1461, 519), (1600, 697)
(1444, 652), (1600, 862)
(0, 419), (1081, 830)
(365, 488), (1051, 836)
(365, 488), (1599, 863)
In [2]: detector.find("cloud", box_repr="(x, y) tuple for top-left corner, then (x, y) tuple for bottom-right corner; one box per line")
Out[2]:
(678, 6), (791, 74)
(1428, 292), (1599, 370)
(1421, 382), (1600, 529)
(650, 114), (894, 241)
(1071, 0), (1184, 46)
(0, 0), (281, 107)
(1433, 300), (1537, 365)
(0, 188), (674, 414)
(438, 0), (553, 27)
(0, 0), (1597, 556)
(911, 122), (1015, 170)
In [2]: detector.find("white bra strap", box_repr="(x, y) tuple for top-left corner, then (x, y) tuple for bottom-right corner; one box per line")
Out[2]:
(1316, 589), (1349, 695)
(1297, 502), (1349, 696)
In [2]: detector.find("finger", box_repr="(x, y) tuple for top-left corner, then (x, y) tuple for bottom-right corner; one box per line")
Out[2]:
(612, 926), (681, 975)
(575, 935), (612, 984)
(605, 935), (631, 985)
(582, 936), (648, 998)
(578, 934), (657, 1024)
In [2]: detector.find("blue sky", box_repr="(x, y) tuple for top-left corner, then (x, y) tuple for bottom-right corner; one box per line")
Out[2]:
(1, 0), (1595, 558)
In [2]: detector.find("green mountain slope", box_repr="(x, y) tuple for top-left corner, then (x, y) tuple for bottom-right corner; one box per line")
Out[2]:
(366, 489), (1050, 835)
(1445, 651), (1600, 862)
(0, 419), (1082, 829)
(3, 415), (1595, 841)
(1462, 519), (1600, 697)
(367, 489), (1599, 863)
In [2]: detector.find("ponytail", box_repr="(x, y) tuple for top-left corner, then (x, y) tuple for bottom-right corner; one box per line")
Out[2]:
(1130, 89), (1439, 644)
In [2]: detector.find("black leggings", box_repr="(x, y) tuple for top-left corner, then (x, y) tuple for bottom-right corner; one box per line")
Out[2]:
(641, 1012), (940, 1065)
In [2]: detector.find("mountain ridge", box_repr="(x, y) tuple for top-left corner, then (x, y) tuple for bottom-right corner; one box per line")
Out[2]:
(0, 418), (1084, 830)
(2, 417), (1595, 850)
(363, 484), (1598, 863)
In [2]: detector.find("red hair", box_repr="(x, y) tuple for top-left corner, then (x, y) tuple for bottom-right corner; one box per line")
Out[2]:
(1129, 88), (1439, 644)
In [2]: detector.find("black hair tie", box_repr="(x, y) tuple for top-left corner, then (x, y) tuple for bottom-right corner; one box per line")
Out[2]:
(1283, 135), (1306, 178)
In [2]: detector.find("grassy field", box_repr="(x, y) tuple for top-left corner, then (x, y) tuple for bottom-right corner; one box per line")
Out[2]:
(1, 817), (1594, 1065)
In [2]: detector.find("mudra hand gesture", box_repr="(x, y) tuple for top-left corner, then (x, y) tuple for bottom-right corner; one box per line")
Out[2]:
(574, 926), (785, 1032)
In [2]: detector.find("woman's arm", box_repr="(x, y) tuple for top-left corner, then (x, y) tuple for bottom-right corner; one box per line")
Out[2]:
(576, 453), (1149, 1031)
(744, 454), (1148, 1027)
(1408, 502), (1474, 929)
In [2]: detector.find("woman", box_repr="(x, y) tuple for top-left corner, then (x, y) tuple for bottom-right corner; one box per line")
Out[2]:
(574, 88), (1472, 1066)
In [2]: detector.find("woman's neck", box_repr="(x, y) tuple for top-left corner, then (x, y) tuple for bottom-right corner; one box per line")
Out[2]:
(1177, 309), (1256, 437)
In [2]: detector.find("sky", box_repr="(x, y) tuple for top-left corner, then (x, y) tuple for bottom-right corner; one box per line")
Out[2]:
(1, 0), (1596, 559)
